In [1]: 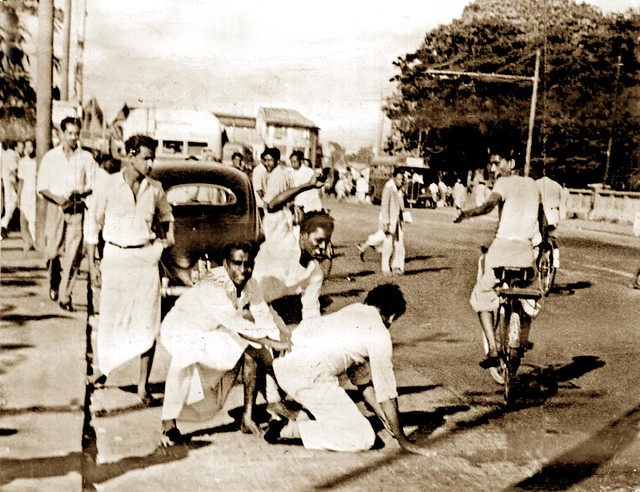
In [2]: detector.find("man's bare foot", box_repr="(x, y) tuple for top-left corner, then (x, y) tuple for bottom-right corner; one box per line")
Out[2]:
(240, 418), (264, 436)
(267, 401), (299, 421)
(160, 420), (187, 447)
(87, 373), (107, 388)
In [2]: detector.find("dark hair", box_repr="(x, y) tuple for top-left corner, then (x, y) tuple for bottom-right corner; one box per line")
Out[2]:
(290, 150), (304, 161)
(125, 135), (158, 156)
(60, 117), (81, 131)
(101, 157), (121, 174)
(231, 152), (243, 161)
(222, 241), (260, 263)
(262, 147), (280, 162)
(364, 284), (406, 320)
(300, 210), (334, 235)
(24, 140), (36, 159)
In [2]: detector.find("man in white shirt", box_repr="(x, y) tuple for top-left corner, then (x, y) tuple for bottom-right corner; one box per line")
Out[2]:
(160, 242), (291, 445)
(1, 140), (23, 239)
(290, 152), (323, 214)
(85, 135), (174, 403)
(252, 148), (276, 218)
(269, 284), (430, 455)
(536, 175), (564, 234)
(37, 117), (97, 309)
(455, 154), (544, 369)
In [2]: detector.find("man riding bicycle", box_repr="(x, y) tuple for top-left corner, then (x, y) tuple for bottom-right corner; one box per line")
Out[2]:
(455, 153), (545, 369)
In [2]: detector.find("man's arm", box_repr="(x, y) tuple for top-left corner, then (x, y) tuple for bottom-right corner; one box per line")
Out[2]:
(379, 398), (434, 456)
(454, 192), (501, 222)
(264, 177), (323, 213)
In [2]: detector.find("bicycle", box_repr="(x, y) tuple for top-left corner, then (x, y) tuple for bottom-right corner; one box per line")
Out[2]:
(536, 226), (559, 296)
(484, 266), (542, 406)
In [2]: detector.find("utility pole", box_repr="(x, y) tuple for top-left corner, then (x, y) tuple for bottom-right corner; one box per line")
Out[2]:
(424, 51), (540, 177)
(603, 55), (623, 188)
(60, 0), (72, 100)
(75, 0), (87, 110)
(35, 0), (55, 251)
(524, 49), (541, 178)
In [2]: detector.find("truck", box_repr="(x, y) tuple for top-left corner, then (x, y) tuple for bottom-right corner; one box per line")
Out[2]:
(368, 156), (436, 208)
(120, 108), (223, 161)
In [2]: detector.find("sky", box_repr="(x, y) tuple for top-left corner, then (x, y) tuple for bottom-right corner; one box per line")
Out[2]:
(54, 0), (640, 151)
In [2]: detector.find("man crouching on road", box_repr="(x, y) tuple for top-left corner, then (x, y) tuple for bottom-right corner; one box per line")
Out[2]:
(160, 242), (291, 446)
(269, 284), (431, 455)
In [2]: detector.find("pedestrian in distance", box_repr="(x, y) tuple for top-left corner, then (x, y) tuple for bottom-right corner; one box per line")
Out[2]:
(16, 140), (37, 251)
(85, 135), (175, 404)
(37, 116), (98, 310)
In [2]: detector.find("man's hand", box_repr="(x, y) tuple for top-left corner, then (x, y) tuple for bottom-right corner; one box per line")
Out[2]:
(88, 259), (102, 288)
(61, 199), (86, 214)
(453, 210), (465, 223)
(268, 338), (292, 353)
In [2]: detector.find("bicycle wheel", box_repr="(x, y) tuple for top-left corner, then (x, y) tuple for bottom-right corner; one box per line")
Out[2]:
(489, 305), (508, 385)
(537, 246), (555, 296)
(503, 309), (522, 406)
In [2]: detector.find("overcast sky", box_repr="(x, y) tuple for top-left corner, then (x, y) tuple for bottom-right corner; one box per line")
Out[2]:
(71, 0), (639, 151)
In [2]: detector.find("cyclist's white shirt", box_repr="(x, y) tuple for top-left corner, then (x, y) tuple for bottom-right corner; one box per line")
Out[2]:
(536, 176), (563, 227)
(493, 175), (541, 243)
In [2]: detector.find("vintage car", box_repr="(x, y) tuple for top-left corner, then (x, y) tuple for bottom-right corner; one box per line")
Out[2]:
(149, 158), (262, 297)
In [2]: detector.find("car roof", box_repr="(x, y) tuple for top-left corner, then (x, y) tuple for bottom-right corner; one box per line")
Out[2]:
(150, 158), (250, 188)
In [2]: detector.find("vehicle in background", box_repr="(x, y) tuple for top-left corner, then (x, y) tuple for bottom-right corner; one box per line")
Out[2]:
(369, 156), (437, 208)
(121, 108), (223, 161)
(149, 159), (262, 301)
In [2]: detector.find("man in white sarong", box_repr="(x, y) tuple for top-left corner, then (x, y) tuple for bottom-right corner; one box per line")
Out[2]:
(160, 242), (291, 445)
(269, 284), (431, 456)
(85, 135), (175, 403)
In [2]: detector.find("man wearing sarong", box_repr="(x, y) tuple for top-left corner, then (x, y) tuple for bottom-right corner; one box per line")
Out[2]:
(160, 242), (291, 445)
(269, 284), (431, 456)
(37, 117), (97, 310)
(85, 135), (174, 403)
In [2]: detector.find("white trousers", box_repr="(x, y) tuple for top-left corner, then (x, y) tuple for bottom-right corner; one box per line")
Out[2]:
(274, 351), (375, 452)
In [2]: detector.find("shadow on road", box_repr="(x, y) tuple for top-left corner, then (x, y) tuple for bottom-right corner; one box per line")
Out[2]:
(0, 313), (75, 328)
(509, 403), (640, 491)
(0, 453), (82, 487)
(311, 355), (606, 490)
(394, 332), (463, 347)
(405, 255), (444, 264)
(549, 280), (592, 296)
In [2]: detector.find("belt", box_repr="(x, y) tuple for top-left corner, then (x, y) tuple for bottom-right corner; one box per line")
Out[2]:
(107, 241), (150, 249)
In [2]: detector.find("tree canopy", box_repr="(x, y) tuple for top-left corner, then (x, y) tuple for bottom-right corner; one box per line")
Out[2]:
(385, 0), (640, 189)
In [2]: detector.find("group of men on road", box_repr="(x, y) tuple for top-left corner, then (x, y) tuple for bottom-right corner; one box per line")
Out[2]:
(12, 118), (571, 457)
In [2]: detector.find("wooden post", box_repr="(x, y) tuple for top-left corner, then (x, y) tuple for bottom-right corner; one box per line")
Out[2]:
(35, 0), (55, 253)
(60, 0), (72, 100)
(524, 49), (541, 178)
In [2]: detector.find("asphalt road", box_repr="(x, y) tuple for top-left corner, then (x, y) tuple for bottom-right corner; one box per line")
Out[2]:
(1, 197), (639, 491)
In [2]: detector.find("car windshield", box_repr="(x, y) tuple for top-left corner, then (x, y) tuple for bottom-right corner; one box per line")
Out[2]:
(166, 184), (237, 206)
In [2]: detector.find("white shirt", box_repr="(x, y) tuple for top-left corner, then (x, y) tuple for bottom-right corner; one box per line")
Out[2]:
(161, 266), (279, 369)
(292, 165), (322, 212)
(493, 175), (541, 242)
(263, 164), (294, 204)
(290, 303), (398, 403)
(37, 145), (96, 198)
(251, 163), (268, 209)
(84, 171), (173, 246)
(1, 148), (19, 185)
(17, 156), (37, 205)
(253, 224), (323, 320)
(536, 176), (563, 226)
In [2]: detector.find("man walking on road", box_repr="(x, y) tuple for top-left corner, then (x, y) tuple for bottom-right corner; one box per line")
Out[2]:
(85, 135), (174, 403)
(455, 153), (544, 369)
(269, 284), (431, 455)
(37, 117), (97, 310)
(160, 242), (291, 445)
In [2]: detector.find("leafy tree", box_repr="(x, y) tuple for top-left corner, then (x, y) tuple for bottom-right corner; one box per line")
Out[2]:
(385, 0), (640, 188)
(347, 146), (374, 165)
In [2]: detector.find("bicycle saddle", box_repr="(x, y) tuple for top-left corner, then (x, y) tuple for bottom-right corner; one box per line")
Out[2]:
(493, 267), (536, 285)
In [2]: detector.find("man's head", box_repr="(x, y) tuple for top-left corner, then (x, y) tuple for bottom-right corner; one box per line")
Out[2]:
(290, 150), (304, 170)
(231, 152), (243, 169)
(393, 169), (405, 189)
(60, 117), (82, 151)
(364, 284), (406, 328)
(299, 211), (334, 262)
(490, 154), (516, 178)
(125, 135), (158, 178)
(23, 140), (35, 159)
(261, 148), (279, 172)
(222, 241), (259, 291)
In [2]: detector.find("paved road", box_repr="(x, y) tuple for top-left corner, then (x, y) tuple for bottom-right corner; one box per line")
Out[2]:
(1, 198), (639, 491)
